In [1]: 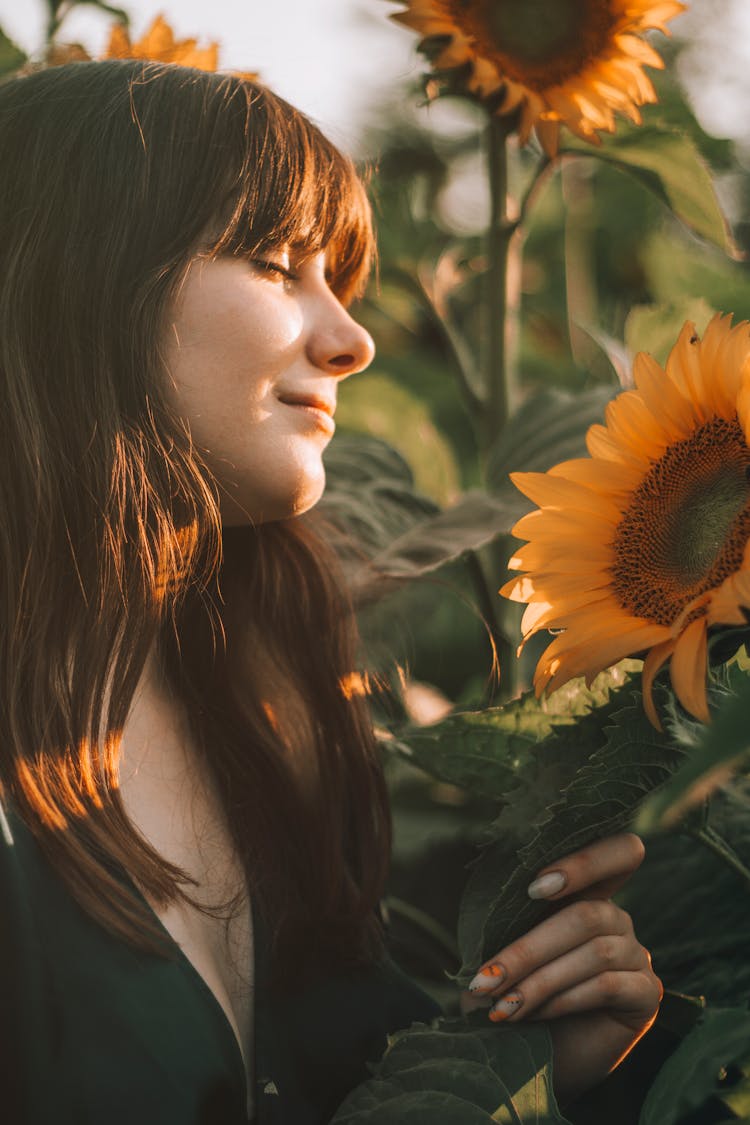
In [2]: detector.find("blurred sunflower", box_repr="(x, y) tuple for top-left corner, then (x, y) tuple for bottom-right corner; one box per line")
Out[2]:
(104, 15), (257, 79)
(392, 0), (686, 154)
(105, 14), (219, 69)
(501, 315), (750, 727)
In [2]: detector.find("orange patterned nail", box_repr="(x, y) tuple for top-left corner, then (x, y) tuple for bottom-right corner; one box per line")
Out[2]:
(489, 992), (523, 1022)
(468, 961), (506, 992)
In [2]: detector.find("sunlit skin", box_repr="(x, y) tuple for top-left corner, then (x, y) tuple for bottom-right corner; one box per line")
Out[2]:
(160, 245), (661, 1103)
(163, 248), (375, 525)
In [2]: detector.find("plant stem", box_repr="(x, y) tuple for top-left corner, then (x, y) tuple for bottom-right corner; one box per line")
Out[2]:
(465, 549), (513, 703)
(516, 154), (554, 228)
(690, 824), (750, 890)
(46, 0), (67, 45)
(480, 114), (515, 460)
(391, 269), (483, 421)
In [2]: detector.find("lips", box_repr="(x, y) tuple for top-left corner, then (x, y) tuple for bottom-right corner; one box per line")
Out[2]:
(277, 392), (335, 417)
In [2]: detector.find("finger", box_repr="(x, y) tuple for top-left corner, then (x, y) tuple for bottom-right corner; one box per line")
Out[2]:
(468, 898), (632, 997)
(485, 936), (650, 1023)
(526, 969), (664, 1027)
(526, 833), (645, 903)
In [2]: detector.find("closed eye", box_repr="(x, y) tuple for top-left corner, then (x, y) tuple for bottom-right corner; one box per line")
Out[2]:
(249, 258), (299, 283)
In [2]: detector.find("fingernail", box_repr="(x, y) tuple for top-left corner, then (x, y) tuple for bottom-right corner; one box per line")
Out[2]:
(489, 992), (523, 1022)
(527, 870), (566, 899)
(468, 961), (506, 993)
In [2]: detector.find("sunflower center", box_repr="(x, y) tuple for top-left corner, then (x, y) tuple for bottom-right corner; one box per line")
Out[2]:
(611, 417), (750, 627)
(450, 0), (616, 90)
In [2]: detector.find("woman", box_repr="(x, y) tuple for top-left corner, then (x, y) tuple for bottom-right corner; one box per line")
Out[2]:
(0, 59), (661, 1124)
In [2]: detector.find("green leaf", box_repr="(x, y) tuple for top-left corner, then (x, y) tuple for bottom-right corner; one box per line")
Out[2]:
(639, 1008), (750, 1125)
(560, 123), (736, 256)
(0, 24), (27, 76)
(335, 373), (461, 506)
(624, 299), (718, 367)
(486, 387), (614, 495)
(619, 782), (750, 1004)
(636, 663), (750, 831)
(392, 696), (563, 800)
(330, 1017), (568, 1124)
(321, 432), (440, 557)
(457, 682), (685, 978)
(323, 436), (523, 582)
(394, 665), (637, 801)
(370, 489), (525, 578)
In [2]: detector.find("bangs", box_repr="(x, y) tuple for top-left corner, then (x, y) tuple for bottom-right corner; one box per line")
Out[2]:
(208, 83), (375, 305)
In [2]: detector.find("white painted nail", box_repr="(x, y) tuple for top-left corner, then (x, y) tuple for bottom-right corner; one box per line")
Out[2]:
(527, 870), (566, 899)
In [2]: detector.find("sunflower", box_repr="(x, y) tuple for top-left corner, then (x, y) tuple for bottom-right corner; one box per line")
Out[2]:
(501, 315), (750, 727)
(104, 15), (257, 80)
(391, 0), (686, 154)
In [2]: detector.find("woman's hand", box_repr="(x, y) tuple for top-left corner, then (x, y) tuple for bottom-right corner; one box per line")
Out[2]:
(461, 833), (662, 1105)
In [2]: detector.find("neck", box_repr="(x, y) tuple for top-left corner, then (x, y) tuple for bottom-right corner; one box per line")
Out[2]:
(117, 644), (194, 788)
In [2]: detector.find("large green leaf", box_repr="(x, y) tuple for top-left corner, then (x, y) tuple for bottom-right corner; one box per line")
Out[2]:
(639, 1008), (750, 1125)
(486, 387), (614, 495)
(0, 25), (26, 76)
(330, 1017), (568, 1124)
(323, 434), (523, 579)
(335, 372), (461, 506)
(457, 682), (685, 978)
(636, 662), (750, 831)
(560, 123), (735, 256)
(619, 781), (750, 1005)
(321, 431), (440, 557)
(370, 489), (525, 578)
(393, 665), (637, 800)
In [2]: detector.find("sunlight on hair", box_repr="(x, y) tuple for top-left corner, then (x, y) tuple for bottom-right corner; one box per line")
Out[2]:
(339, 670), (371, 700)
(14, 732), (123, 829)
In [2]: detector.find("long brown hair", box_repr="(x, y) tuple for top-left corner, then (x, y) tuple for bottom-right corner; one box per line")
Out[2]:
(0, 59), (389, 978)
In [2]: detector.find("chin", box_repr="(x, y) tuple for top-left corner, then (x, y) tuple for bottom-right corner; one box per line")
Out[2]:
(218, 473), (326, 526)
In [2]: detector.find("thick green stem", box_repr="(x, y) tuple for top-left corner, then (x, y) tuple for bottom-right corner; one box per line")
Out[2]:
(690, 824), (750, 890)
(480, 115), (515, 460)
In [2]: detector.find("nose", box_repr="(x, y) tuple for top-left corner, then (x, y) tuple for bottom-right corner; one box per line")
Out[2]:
(307, 303), (375, 379)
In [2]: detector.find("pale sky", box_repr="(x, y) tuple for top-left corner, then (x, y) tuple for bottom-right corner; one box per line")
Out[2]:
(1, 0), (748, 152)
(0, 0), (421, 153)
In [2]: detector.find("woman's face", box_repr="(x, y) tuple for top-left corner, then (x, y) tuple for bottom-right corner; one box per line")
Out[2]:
(163, 247), (374, 524)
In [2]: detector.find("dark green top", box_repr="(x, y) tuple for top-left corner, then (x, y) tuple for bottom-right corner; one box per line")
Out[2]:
(0, 800), (441, 1124)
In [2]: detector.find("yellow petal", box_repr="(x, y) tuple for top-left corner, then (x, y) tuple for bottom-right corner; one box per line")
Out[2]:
(520, 590), (617, 639)
(665, 321), (710, 419)
(509, 471), (623, 521)
(549, 457), (642, 496)
(586, 423), (649, 468)
(642, 637), (677, 729)
(604, 390), (671, 461)
(507, 539), (614, 573)
(632, 351), (696, 437)
(536, 619), (669, 695)
(523, 570), (614, 601)
(669, 617), (709, 723)
(510, 513), (618, 555)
